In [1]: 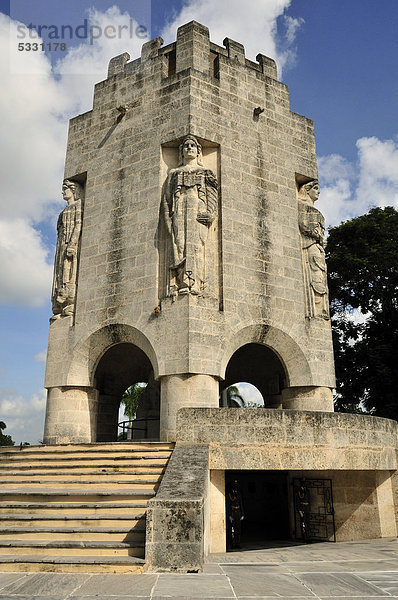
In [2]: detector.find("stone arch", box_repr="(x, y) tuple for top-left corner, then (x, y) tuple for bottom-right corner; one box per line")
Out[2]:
(220, 324), (313, 387)
(66, 324), (159, 387)
(94, 342), (159, 442)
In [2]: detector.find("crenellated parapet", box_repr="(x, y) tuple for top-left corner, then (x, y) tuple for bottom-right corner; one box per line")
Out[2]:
(105, 21), (278, 83)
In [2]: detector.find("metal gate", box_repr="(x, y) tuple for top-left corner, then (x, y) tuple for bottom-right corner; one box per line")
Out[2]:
(293, 478), (336, 542)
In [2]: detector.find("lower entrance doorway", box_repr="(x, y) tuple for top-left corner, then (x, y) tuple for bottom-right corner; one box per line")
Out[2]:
(226, 470), (290, 549)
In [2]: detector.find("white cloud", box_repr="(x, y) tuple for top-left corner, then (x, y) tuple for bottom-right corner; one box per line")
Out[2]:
(54, 6), (149, 112)
(161, 0), (301, 73)
(318, 154), (354, 183)
(0, 388), (46, 445)
(1, 16), (67, 222)
(0, 218), (53, 306)
(0, 15), (66, 307)
(355, 136), (398, 210)
(34, 349), (47, 363)
(0, 7), (148, 308)
(283, 15), (304, 45)
(317, 136), (398, 228)
(317, 155), (354, 227)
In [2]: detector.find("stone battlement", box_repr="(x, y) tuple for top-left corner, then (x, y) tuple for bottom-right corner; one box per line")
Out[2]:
(106, 21), (278, 82)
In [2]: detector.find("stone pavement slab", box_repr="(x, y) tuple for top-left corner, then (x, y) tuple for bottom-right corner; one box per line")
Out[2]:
(360, 571), (398, 596)
(221, 565), (316, 597)
(151, 597), (234, 600)
(297, 573), (387, 597)
(153, 573), (234, 598)
(0, 596), (69, 600)
(0, 540), (397, 599)
(334, 560), (398, 572)
(283, 561), (357, 573)
(0, 572), (90, 597)
(72, 597), (151, 600)
(70, 573), (158, 597)
(0, 572), (27, 590)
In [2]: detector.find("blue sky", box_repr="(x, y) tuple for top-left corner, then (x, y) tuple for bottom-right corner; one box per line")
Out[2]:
(0, 0), (397, 444)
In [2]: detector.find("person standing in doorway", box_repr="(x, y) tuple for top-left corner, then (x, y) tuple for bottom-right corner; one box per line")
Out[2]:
(295, 480), (311, 543)
(227, 479), (244, 549)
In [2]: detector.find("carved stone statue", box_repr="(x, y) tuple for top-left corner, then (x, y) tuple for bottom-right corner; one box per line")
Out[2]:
(51, 179), (83, 319)
(162, 135), (218, 296)
(298, 180), (329, 319)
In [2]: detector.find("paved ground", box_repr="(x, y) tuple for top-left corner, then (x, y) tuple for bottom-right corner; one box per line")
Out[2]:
(0, 538), (397, 599)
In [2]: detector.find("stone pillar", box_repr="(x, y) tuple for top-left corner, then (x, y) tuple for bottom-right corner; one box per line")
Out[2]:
(281, 386), (334, 412)
(43, 386), (98, 444)
(209, 470), (226, 553)
(160, 374), (219, 441)
(175, 21), (210, 74)
(376, 471), (397, 538)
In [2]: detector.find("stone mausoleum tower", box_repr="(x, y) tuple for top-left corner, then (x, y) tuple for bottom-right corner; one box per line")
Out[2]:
(44, 21), (335, 444)
(42, 23), (397, 566)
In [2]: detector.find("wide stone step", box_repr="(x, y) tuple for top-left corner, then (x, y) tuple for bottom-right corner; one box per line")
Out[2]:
(0, 540), (145, 557)
(0, 442), (174, 454)
(0, 502), (148, 515)
(0, 454), (171, 465)
(0, 512), (146, 528)
(0, 449), (173, 461)
(0, 485), (158, 495)
(0, 473), (161, 482)
(0, 555), (145, 573)
(0, 487), (157, 496)
(0, 526), (145, 542)
(0, 464), (166, 473)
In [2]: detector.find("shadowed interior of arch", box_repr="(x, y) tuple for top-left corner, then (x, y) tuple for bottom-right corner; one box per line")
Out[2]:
(220, 343), (287, 409)
(94, 342), (160, 441)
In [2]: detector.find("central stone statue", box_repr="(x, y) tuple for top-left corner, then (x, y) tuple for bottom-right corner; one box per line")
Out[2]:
(162, 135), (218, 296)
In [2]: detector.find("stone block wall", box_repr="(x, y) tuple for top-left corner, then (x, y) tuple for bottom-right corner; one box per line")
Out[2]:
(146, 443), (210, 571)
(177, 408), (398, 472)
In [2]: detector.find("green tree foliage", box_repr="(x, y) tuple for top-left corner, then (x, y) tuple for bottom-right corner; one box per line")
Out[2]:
(226, 385), (244, 407)
(326, 206), (398, 419)
(118, 383), (147, 441)
(0, 421), (15, 446)
(222, 385), (264, 407)
(120, 383), (147, 421)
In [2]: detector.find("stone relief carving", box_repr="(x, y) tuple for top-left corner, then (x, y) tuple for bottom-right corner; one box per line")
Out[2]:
(51, 179), (84, 320)
(162, 135), (218, 297)
(298, 179), (330, 320)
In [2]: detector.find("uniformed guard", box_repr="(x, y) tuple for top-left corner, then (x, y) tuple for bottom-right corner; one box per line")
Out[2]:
(227, 479), (244, 549)
(295, 480), (311, 542)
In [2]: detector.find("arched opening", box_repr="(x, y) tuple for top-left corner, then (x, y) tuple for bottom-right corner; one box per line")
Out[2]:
(94, 343), (159, 442)
(220, 343), (287, 408)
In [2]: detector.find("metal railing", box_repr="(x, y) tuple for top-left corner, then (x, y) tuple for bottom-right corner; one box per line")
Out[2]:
(118, 418), (159, 440)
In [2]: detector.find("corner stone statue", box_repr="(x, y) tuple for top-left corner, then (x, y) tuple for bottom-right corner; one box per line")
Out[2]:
(51, 179), (83, 319)
(162, 135), (218, 296)
(298, 180), (329, 319)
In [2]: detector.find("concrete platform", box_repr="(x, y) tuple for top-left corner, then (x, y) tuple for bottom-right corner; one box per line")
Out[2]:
(0, 538), (396, 599)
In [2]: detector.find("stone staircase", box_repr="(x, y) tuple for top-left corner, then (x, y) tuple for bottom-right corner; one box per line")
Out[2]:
(0, 442), (174, 573)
